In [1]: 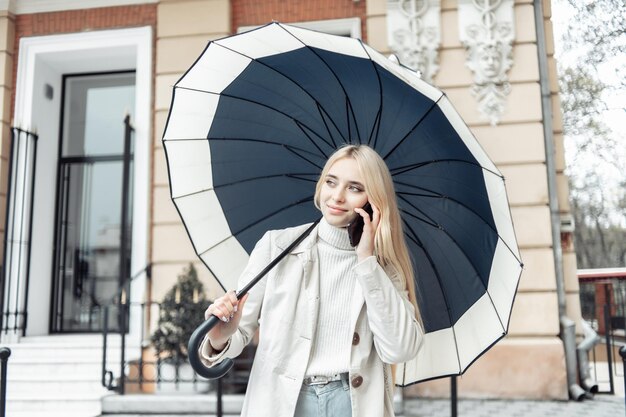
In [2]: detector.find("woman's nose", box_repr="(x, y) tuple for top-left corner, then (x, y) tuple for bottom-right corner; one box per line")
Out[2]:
(332, 188), (345, 202)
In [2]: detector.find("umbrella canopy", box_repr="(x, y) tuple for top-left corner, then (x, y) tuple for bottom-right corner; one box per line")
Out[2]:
(163, 22), (523, 384)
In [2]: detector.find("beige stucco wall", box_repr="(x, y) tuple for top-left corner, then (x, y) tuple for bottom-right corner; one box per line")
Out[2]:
(152, 0), (231, 302)
(0, 10), (13, 260)
(367, 0), (574, 399)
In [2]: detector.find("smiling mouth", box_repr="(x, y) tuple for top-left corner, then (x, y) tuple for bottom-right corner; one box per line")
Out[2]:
(327, 204), (348, 212)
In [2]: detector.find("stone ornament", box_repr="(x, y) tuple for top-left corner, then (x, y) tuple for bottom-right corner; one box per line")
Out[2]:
(458, 0), (515, 125)
(387, 0), (441, 84)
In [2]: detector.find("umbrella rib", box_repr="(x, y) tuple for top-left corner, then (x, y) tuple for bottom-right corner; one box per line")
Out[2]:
(381, 98), (441, 161)
(397, 182), (496, 230)
(396, 180), (523, 265)
(401, 219), (462, 372)
(172, 187), (215, 200)
(345, 98), (352, 142)
(402, 218), (464, 375)
(400, 192), (514, 337)
(398, 194), (490, 295)
(357, 39), (384, 148)
(390, 159), (503, 179)
(212, 41), (348, 145)
(167, 135), (326, 182)
(165, 136), (323, 163)
(171, 173), (316, 201)
(210, 136), (326, 171)
(231, 196), (315, 237)
(484, 290), (507, 334)
(277, 24), (362, 142)
(344, 97), (362, 144)
(196, 196), (315, 258)
(293, 120), (331, 161)
(166, 181), (229, 292)
(174, 85), (335, 150)
(315, 102), (339, 148)
(281, 141), (326, 171)
(398, 206), (439, 229)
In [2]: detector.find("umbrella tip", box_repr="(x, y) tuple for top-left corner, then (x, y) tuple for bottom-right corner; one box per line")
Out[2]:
(387, 54), (399, 64)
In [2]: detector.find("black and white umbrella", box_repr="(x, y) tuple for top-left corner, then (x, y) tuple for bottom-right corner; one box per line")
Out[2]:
(163, 22), (523, 384)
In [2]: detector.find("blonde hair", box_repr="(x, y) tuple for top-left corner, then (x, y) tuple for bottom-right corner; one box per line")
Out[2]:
(314, 145), (421, 326)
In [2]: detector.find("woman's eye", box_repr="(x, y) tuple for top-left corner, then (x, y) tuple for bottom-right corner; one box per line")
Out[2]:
(325, 179), (335, 186)
(349, 185), (363, 192)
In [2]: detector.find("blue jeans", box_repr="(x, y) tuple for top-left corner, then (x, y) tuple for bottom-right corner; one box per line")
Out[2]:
(294, 374), (352, 417)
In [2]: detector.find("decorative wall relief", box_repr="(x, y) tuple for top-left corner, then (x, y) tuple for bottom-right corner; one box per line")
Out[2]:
(458, 0), (515, 125)
(387, 0), (441, 83)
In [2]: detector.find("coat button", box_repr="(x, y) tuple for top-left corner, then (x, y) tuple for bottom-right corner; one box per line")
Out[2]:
(351, 375), (363, 388)
(352, 332), (360, 346)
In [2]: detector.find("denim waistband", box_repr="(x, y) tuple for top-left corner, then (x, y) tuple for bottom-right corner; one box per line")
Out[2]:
(302, 372), (349, 386)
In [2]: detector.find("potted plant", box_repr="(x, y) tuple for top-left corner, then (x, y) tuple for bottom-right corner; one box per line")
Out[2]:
(151, 263), (212, 393)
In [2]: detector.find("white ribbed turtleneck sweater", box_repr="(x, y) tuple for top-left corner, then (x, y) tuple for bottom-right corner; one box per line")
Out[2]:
(305, 218), (358, 377)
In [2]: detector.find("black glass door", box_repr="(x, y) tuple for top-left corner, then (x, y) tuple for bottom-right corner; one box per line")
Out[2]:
(51, 71), (135, 333)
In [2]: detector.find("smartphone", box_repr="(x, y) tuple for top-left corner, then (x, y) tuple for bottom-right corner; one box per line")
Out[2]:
(347, 203), (373, 247)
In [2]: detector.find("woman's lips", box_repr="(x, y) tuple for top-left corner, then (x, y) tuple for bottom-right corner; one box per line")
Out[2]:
(326, 204), (348, 214)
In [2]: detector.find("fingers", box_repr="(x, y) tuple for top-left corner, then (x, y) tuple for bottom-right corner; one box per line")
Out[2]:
(354, 202), (380, 261)
(371, 203), (381, 226)
(205, 290), (239, 322)
(355, 203), (380, 230)
(238, 293), (249, 312)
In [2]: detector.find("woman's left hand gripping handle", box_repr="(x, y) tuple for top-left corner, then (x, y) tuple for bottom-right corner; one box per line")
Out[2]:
(204, 291), (249, 351)
(188, 291), (249, 379)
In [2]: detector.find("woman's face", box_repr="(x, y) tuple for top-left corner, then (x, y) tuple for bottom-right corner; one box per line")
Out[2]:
(319, 157), (369, 227)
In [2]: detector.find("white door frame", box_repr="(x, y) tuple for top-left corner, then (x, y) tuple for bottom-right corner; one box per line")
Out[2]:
(11, 27), (152, 343)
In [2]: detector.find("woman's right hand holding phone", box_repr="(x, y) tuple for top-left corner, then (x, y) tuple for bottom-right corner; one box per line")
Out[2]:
(204, 291), (249, 351)
(354, 202), (380, 262)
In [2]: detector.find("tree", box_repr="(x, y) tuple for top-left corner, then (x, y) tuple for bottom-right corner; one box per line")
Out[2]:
(555, 0), (626, 268)
(562, 0), (626, 88)
(570, 175), (626, 268)
(151, 264), (211, 361)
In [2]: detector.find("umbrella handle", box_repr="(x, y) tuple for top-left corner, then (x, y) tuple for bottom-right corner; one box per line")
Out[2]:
(187, 315), (234, 379)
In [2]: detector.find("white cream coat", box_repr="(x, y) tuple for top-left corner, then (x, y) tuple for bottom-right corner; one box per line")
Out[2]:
(200, 223), (423, 417)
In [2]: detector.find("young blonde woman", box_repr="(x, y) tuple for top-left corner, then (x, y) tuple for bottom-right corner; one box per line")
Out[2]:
(200, 144), (423, 417)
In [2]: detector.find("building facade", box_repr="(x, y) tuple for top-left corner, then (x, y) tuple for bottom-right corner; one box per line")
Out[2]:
(0, 0), (581, 405)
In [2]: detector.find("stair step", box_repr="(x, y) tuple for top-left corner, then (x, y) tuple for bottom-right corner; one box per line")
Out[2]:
(3, 335), (119, 416)
(12, 413), (100, 417)
(7, 398), (102, 414)
(7, 362), (118, 376)
(6, 334), (122, 347)
(8, 380), (110, 394)
(102, 394), (245, 414)
(8, 372), (111, 382)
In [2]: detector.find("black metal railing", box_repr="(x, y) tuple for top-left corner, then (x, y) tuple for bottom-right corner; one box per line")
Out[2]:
(579, 275), (626, 395)
(1, 128), (38, 337)
(582, 302), (624, 395)
(101, 299), (254, 415)
(0, 347), (11, 417)
(619, 345), (626, 412)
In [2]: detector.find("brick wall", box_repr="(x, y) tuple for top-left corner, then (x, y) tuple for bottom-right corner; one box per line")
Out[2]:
(11, 4), (157, 118)
(232, 0), (367, 41)
(14, 5), (156, 37)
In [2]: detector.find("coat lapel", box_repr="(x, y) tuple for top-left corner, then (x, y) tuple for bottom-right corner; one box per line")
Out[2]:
(300, 246), (320, 341)
(349, 275), (365, 333)
(276, 223), (321, 341)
